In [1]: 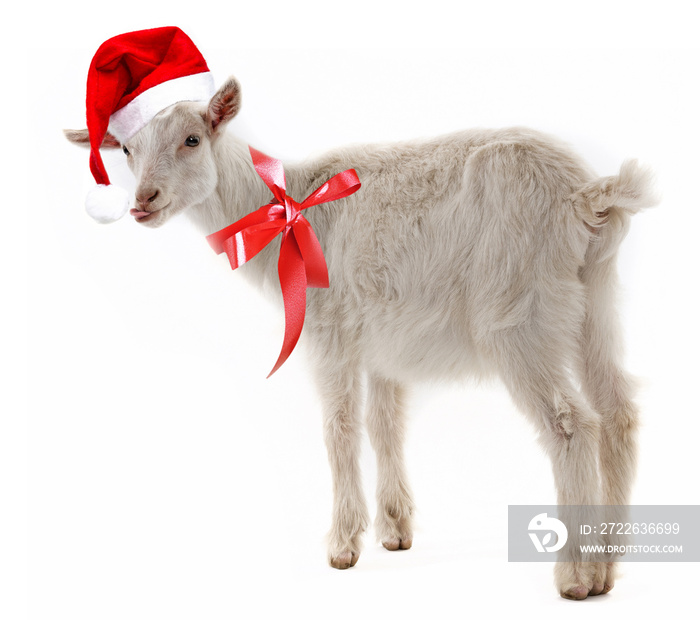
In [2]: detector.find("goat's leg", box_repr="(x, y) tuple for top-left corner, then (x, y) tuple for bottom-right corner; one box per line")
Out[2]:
(578, 257), (640, 592)
(366, 375), (414, 551)
(495, 337), (608, 600)
(313, 361), (369, 569)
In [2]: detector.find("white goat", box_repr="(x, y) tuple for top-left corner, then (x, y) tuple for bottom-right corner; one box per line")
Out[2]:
(66, 76), (657, 599)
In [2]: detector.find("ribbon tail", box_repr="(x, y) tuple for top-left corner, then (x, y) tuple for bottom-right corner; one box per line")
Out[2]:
(268, 229), (308, 378)
(299, 169), (361, 210)
(292, 217), (329, 288)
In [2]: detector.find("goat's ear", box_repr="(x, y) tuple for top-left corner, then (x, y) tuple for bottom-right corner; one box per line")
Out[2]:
(206, 76), (241, 134)
(64, 129), (121, 149)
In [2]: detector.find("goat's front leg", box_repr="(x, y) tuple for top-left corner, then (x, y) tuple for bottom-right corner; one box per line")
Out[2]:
(366, 375), (414, 551)
(313, 361), (369, 569)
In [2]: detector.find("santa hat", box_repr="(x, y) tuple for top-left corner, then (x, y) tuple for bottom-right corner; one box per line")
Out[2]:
(83, 26), (215, 223)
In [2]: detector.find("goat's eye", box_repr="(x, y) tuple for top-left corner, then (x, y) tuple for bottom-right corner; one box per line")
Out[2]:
(185, 135), (200, 147)
(122, 145), (130, 156)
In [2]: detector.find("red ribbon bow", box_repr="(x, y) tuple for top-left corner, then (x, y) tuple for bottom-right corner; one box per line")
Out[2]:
(207, 146), (361, 377)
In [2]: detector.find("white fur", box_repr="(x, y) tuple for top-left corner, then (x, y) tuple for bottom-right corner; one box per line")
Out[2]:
(108, 72), (216, 143)
(67, 75), (658, 599)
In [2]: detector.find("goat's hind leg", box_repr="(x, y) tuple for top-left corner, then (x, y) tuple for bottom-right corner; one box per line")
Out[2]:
(366, 375), (414, 551)
(578, 253), (641, 593)
(495, 335), (607, 599)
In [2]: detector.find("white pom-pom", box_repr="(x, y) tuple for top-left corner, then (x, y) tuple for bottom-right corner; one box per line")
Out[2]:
(85, 184), (130, 224)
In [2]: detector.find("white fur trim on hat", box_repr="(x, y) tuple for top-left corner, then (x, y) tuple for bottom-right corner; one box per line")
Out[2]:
(86, 184), (130, 224)
(108, 72), (216, 143)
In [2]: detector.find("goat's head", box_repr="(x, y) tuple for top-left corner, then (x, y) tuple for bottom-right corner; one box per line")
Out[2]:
(65, 76), (241, 228)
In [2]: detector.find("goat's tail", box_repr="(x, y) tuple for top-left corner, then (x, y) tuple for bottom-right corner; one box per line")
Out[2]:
(571, 159), (659, 230)
(572, 159), (659, 267)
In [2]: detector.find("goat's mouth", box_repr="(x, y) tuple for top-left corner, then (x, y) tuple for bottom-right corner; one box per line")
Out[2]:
(130, 203), (171, 223)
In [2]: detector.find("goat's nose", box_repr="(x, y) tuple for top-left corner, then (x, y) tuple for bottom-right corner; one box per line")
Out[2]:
(136, 189), (159, 208)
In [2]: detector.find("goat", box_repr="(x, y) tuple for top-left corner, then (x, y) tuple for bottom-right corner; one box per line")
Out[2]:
(66, 75), (657, 599)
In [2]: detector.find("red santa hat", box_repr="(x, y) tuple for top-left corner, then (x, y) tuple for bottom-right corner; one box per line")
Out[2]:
(83, 26), (215, 223)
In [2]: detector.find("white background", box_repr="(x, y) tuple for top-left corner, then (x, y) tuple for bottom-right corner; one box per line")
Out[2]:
(9, 2), (700, 618)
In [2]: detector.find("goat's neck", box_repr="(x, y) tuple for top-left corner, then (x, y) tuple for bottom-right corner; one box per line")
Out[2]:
(187, 132), (317, 289)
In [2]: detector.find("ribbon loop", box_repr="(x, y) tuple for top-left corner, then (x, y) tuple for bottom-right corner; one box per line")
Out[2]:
(207, 146), (361, 376)
(249, 146), (287, 203)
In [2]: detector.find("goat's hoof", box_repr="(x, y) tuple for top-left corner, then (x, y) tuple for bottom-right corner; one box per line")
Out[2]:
(586, 561), (615, 597)
(329, 551), (359, 569)
(559, 582), (613, 600)
(560, 585), (590, 600)
(589, 561), (616, 596)
(382, 537), (412, 551)
(588, 580), (606, 596)
(557, 560), (614, 600)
